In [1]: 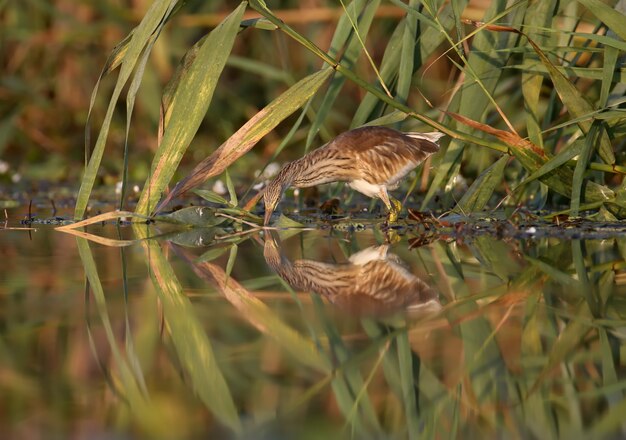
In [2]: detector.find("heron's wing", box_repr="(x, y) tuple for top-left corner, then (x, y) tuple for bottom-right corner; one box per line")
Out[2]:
(327, 126), (440, 185)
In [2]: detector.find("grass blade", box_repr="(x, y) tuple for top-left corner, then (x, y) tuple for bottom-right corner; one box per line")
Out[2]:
(75, 0), (178, 220)
(154, 67), (332, 213)
(396, 0), (419, 105)
(135, 2), (247, 216)
(577, 0), (626, 41)
(306, 0), (380, 150)
(522, 0), (557, 149)
(514, 140), (583, 188)
(456, 155), (507, 213)
(448, 112), (615, 205)
(571, 124), (600, 216)
(422, 0), (516, 208)
(477, 20), (615, 165)
(600, 46), (619, 107)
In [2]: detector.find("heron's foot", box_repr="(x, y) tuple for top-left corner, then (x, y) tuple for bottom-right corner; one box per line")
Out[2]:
(387, 198), (403, 223)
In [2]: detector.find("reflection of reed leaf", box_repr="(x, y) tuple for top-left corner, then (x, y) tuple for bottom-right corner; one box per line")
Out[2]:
(530, 302), (593, 395)
(75, 237), (169, 436)
(135, 229), (242, 433)
(174, 244), (330, 373)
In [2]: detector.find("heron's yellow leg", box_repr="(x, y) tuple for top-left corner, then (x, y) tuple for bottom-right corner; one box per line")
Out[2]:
(379, 189), (402, 222)
(389, 197), (402, 222)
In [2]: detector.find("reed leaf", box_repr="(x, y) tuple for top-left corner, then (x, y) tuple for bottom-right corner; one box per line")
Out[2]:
(135, 3), (246, 216)
(75, 0), (179, 220)
(456, 155), (508, 213)
(306, 0), (380, 150)
(422, 0), (515, 208)
(448, 112), (615, 204)
(515, 140), (583, 188)
(479, 21), (615, 165)
(522, 0), (556, 149)
(153, 67), (332, 213)
(577, 0), (626, 41)
(396, 0), (419, 105)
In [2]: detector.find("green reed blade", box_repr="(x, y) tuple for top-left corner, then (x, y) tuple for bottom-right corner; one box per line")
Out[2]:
(571, 124), (600, 216)
(153, 67), (332, 213)
(514, 140), (583, 189)
(422, 0), (515, 208)
(524, 25), (615, 165)
(577, 0), (626, 41)
(135, 3), (246, 216)
(225, 169), (237, 207)
(75, 0), (178, 220)
(600, 46), (619, 107)
(522, 0), (557, 149)
(225, 244), (237, 282)
(120, 31), (161, 211)
(351, 19), (405, 128)
(306, 0), (380, 151)
(507, 63), (626, 83)
(456, 155), (507, 213)
(396, 0), (419, 106)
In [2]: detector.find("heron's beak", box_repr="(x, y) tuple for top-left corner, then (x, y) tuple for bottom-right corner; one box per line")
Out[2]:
(264, 206), (273, 226)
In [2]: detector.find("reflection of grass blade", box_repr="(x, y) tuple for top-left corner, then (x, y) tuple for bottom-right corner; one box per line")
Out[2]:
(76, 237), (168, 436)
(75, 0), (178, 220)
(154, 67), (332, 213)
(181, 251), (330, 373)
(525, 257), (578, 287)
(396, 330), (420, 438)
(135, 3), (246, 216)
(531, 302), (593, 394)
(134, 228), (242, 433)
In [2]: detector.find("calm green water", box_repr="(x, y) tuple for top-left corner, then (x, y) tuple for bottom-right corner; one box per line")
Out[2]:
(2, 212), (626, 439)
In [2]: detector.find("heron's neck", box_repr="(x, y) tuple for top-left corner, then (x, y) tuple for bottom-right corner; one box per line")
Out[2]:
(289, 152), (347, 187)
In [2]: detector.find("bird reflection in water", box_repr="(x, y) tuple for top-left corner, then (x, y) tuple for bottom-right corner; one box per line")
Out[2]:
(263, 233), (440, 316)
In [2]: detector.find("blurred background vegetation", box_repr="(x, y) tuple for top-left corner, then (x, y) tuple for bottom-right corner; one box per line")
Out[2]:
(2, 0), (453, 185)
(2, 0), (626, 218)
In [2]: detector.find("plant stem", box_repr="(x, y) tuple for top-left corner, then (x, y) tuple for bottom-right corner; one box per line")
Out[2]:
(249, 0), (625, 176)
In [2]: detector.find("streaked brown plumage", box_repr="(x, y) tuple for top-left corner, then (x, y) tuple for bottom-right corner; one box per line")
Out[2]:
(262, 126), (444, 224)
(263, 233), (439, 316)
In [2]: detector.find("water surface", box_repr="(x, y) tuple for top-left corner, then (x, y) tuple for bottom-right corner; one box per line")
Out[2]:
(2, 214), (626, 439)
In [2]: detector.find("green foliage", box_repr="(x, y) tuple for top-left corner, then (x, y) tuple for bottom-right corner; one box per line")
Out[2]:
(4, 0), (626, 218)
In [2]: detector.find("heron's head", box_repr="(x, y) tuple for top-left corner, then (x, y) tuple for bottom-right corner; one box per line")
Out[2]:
(263, 180), (284, 225)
